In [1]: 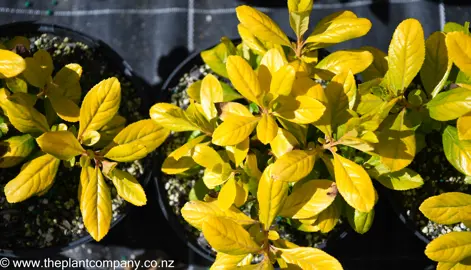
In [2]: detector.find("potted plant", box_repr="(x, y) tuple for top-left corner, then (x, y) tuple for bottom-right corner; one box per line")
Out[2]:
(355, 18), (471, 268)
(153, 0), (383, 267)
(0, 22), (169, 257)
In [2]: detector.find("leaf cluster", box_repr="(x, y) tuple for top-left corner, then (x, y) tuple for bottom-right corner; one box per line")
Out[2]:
(0, 37), (170, 241)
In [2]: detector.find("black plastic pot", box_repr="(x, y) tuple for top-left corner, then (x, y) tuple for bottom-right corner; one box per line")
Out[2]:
(0, 22), (152, 258)
(155, 41), (347, 263)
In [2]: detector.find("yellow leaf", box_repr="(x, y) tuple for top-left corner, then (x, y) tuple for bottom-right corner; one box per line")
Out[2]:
(212, 115), (259, 146)
(333, 152), (375, 212)
(107, 168), (147, 206)
(291, 77), (318, 97)
(360, 46), (388, 81)
(272, 149), (317, 182)
(4, 154), (60, 203)
(274, 95), (326, 124)
(260, 48), (286, 74)
(425, 232), (471, 262)
(226, 137), (249, 166)
(337, 136), (374, 152)
(96, 114), (126, 148)
(193, 144), (224, 168)
(458, 112), (471, 140)
(288, 0), (313, 38)
(427, 87), (471, 121)
(201, 43), (231, 78)
(104, 143), (147, 163)
(81, 130), (101, 146)
(201, 74), (223, 120)
(36, 131), (85, 160)
(420, 32), (452, 97)
(220, 102), (253, 121)
(376, 109), (415, 172)
(312, 198), (342, 233)
(48, 91), (80, 122)
(446, 32), (471, 76)
(336, 70), (357, 109)
(258, 164), (289, 230)
(218, 176), (238, 210)
(257, 113), (278, 145)
(270, 65), (296, 96)
(0, 134), (35, 168)
(244, 153), (262, 179)
(185, 102), (215, 134)
(306, 17), (371, 45)
(187, 80), (202, 102)
(280, 180), (337, 219)
(238, 24), (268, 56)
(420, 192), (471, 225)
(203, 162), (233, 189)
(78, 77), (121, 138)
(33, 49), (53, 78)
(0, 88), (49, 134)
(279, 247), (343, 270)
(437, 257), (471, 270)
(443, 125), (471, 176)
(181, 200), (255, 230)
(150, 103), (198, 132)
(236, 5), (291, 46)
(52, 63), (82, 103)
(270, 128), (299, 158)
(79, 156), (92, 209)
(202, 216), (261, 255)
(226, 55), (261, 104)
(0, 49), (25, 78)
(315, 50), (373, 75)
(384, 19), (425, 94)
(81, 165), (112, 241)
(211, 253), (251, 270)
(105, 119), (169, 155)
(161, 135), (206, 175)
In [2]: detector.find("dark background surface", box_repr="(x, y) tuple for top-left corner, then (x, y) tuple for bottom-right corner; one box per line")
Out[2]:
(0, 0), (470, 269)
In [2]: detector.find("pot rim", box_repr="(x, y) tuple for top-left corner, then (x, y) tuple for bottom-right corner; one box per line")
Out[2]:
(0, 21), (153, 258)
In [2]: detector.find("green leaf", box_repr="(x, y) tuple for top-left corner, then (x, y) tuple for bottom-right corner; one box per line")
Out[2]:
(279, 180), (337, 219)
(4, 154), (60, 203)
(369, 166), (424, 191)
(0, 49), (26, 78)
(360, 46), (388, 82)
(271, 149), (317, 183)
(105, 119), (169, 156)
(425, 231), (471, 262)
(346, 205), (375, 234)
(201, 43), (231, 78)
(279, 247), (343, 270)
(212, 115), (259, 146)
(181, 200), (255, 231)
(420, 32), (452, 97)
(0, 88), (49, 134)
(236, 5), (291, 46)
(427, 87), (471, 121)
(36, 131), (85, 160)
(258, 164), (289, 230)
(150, 103), (199, 132)
(443, 125), (471, 176)
(376, 109), (416, 172)
(81, 165), (112, 241)
(107, 168), (147, 206)
(384, 19), (425, 95)
(444, 22), (466, 33)
(5, 77), (28, 93)
(420, 192), (471, 225)
(0, 134), (35, 168)
(78, 77), (121, 139)
(333, 152), (375, 213)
